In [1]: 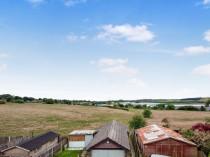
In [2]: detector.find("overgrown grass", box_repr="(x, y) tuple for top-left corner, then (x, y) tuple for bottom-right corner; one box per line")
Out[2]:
(54, 150), (81, 157)
(206, 117), (210, 123)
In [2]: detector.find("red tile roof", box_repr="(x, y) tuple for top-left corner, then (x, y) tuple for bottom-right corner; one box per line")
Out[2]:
(137, 124), (196, 146)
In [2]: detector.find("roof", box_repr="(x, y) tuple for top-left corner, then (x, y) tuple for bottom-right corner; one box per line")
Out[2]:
(18, 131), (59, 151)
(86, 120), (130, 150)
(137, 124), (196, 146)
(69, 130), (97, 135)
(151, 155), (170, 157)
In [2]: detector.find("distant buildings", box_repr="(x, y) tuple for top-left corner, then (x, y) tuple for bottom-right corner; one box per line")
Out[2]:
(2, 131), (60, 157)
(134, 124), (197, 157)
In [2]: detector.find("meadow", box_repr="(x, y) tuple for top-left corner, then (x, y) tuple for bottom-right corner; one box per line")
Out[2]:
(0, 103), (209, 136)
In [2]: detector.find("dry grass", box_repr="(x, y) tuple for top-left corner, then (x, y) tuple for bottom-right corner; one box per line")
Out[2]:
(0, 103), (209, 136)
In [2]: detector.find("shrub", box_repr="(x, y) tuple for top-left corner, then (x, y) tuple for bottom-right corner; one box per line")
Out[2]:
(143, 108), (152, 118)
(129, 114), (147, 130)
(191, 123), (210, 133)
(166, 104), (175, 110)
(12, 99), (24, 103)
(134, 105), (143, 109)
(200, 106), (207, 111)
(0, 100), (5, 104)
(153, 104), (165, 110)
(162, 118), (171, 128)
(177, 106), (199, 111)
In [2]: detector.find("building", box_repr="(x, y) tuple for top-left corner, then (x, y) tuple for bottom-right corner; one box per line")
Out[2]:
(87, 120), (130, 157)
(2, 131), (59, 157)
(134, 124), (197, 157)
(68, 130), (96, 150)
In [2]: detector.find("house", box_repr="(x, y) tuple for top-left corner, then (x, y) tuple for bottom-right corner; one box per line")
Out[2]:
(1, 131), (59, 157)
(68, 130), (97, 150)
(134, 124), (197, 157)
(87, 120), (130, 157)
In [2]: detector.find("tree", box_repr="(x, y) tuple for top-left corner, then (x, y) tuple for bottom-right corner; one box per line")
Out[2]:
(205, 99), (210, 107)
(129, 114), (147, 130)
(166, 104), (175, 110)
(200, 106), (207, 111)
(191, 123), (210, 133)
(143, 108), (152, 118)
(162, 118), (171, 128)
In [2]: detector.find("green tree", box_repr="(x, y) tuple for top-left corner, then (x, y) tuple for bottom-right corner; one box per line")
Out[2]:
(205, 99), (210, 107)
(166, 104), (175, 110)
(129, 114), (147, 130)
(143, 108), (152, 118)
(200, 106), (207, 111)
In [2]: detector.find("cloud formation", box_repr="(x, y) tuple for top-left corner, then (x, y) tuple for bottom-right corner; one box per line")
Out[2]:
(0, 53), (8, 58)
(204, 29), (210, 42)
(193, 64), (210, 76)
(0, 63), (7, 71)
(183, 46), (210, 55)
(97, 24), (155, 43)
(28, 0), (44, 4)
(64, 0), (87, 7)
(127, 78), (146, 87)
(66, 34), (87, 42)
(203, 0), (210, 4)
(91, 58), (138, 75)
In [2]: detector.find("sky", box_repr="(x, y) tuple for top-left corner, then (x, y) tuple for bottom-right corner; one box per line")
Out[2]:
(0, 0), (210, 100)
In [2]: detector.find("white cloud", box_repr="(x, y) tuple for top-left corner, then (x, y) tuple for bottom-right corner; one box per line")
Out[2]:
(102, 65), (138, 75)
(193, 64), (210, 76)
(92, 58), (138, 75)
(127, 78), (146, 87)
(64, 0), (87, 7)
(0, 63), (7, 71)
(66, 34), (87, 42)
(28, 0), (44, 4)
(97, 24), (155, 43)
(203, 0), (210, 4)
(98, 58), (128, 67)
(0, 53), (8, 58)
(204, 29), (210, 42)
(182, 46), (210, 55)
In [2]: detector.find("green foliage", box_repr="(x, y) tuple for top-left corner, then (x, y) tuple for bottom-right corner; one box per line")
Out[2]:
(143, 108), (152, 118)
(205, 99), (210, 107)
(177, 106), (199, 111)
(200, 106), (207, 111)
(43, 98), (55, 104)
(161, 118), (170, 128)
(166, 104), (175, 110)
(182, 129), (195, 139)
(206, 118), (210, 123)
(153, 104), (165, 110)
(134, 105), (143, 109)
(129, 114), (147, 130)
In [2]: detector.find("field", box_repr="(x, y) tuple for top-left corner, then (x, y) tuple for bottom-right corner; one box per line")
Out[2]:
(0, 103), (210, 136)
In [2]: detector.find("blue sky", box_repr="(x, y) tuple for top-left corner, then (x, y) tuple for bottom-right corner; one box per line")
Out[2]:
(0, 0), (210, 100)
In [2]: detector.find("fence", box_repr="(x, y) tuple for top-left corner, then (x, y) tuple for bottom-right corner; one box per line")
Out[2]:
(0, 137), (31, 152)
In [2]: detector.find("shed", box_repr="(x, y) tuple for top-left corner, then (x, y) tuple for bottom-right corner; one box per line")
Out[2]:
(68, 130), (96, 150)
(134, 124), (197, 157)
(1, 131), (59, 157)
(87, 120), (130, 157)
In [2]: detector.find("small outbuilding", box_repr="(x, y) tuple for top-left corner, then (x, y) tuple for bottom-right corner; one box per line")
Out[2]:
(68, 130), (96, 150)
(1, 131), (60, 157)
(134, 124), (197, 157)
(87, 120), (130, 157)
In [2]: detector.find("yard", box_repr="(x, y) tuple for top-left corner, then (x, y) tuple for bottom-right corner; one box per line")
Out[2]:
(54, 150), (82, 157)
(0, 103), (209, 136)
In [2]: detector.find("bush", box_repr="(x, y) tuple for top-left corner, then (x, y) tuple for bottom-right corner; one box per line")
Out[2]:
(12, 99), (24, 103)
(191, 123), (210, 133)
(162, 118), (170, 128)
(43, 98), (55, 104)
(200, 106), (207, 111)
(129, 114), (147, 130)
(177, 106), (199, 111)
(166, 104), (175, 110)
(143, 108), (152, 118)
(0, 100), (5, 104)
(153, 104), (165, 110)
(134, 105), (143, 109)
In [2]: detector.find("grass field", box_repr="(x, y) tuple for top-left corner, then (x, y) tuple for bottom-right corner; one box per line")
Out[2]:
(54, 150), (81, 157)
(0, 103), (209, 136)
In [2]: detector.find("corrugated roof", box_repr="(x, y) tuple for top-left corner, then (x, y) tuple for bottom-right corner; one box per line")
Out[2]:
(137, 124), (196, 146)
(86, 120), (130, 150)
(18, 131), (59, 151)
(69, 130), (96, 135)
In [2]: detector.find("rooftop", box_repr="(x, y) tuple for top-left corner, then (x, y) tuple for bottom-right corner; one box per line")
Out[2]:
(69, 130), (97, 135)
(137, 124), (196, 146)
(18, 131), (59, 151)
(86, 120), (130, 151)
